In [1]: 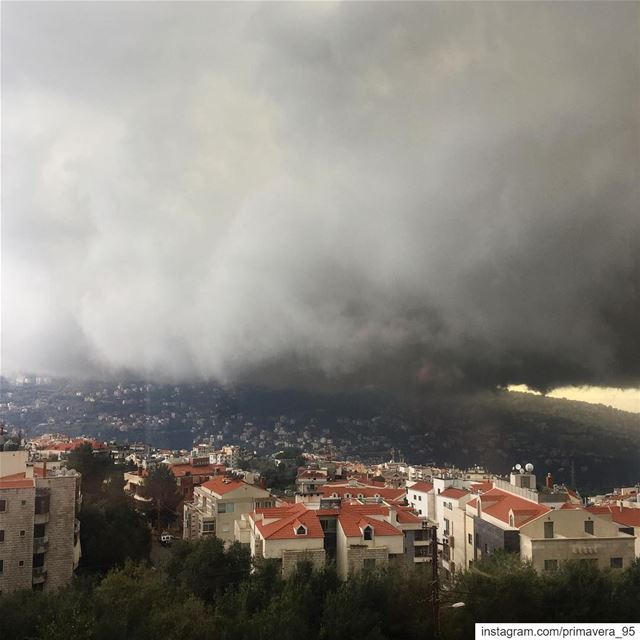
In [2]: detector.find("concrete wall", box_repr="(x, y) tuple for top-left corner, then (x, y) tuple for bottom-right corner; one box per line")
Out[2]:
(0, 451), (29, 478)
(473, 517), (520, 562)
(525, 536), (636, 572)
(261, 535), (324, 560)
(521, 510), (623, 540)
(282, 548), (326, 577)
(345, 545), (390, 577)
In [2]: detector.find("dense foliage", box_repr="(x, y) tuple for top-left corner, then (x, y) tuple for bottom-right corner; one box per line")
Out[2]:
(2, 547), (639, 640)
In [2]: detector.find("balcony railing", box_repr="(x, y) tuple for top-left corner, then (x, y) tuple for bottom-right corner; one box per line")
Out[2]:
(34, 512), (50, 524)
(33, 535), (49, 553)
(32, 565), (47, 584)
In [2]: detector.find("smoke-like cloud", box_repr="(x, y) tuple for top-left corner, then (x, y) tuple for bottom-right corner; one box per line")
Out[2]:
(2, 2), (639, 392)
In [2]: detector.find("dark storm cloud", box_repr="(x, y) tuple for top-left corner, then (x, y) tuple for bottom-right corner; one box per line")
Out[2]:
(2, 2), (639, 391)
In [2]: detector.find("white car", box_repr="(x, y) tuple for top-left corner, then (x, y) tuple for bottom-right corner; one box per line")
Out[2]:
(159, 532), (174, 545)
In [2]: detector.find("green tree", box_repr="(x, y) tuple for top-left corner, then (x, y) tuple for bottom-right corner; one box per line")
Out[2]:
(168, 537), (251, 603)
(68, 443), (112, 495)
(145, 464), (181, 528)
(79, 496), (150, 573)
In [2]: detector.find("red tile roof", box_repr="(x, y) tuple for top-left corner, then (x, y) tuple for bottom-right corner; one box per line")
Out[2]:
(471, 481), (494, 494)
(409, 481), (433, 493)
(396, 508), (422, 524)
(479, 488), (549, 526)
(0, 477), (34, 489)
(297, 470), (327, 480)
(339, 509), (403, 537)
(200, 476), (246, 495)
(439, 487), (469, 499)
(587, 505), (640, 527)
(168, 463), (223, 478)
(255, 504), (324, 540)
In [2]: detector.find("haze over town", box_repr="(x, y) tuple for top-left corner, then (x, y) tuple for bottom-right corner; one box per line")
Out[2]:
(2, 2), (639, 412)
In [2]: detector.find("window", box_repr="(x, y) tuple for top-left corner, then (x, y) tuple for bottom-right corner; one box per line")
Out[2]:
(33, 524), (46, 538)
(413, 494), (417, 500)
(0, 499), (6, 512)
(217, 502), (234, 514)
(468, 533), (472, 545)
(0, 560), (3, 573)
(21, 500), (27, 506)
(544, 559), (558, 571)
(584, 520), (594, 535)
(20, 530), (26, 537)
(201, 522), (215, 533)
(0, 530), (4, 542)
(610, 557), (623, 569)
(19, 560), (24, 567)
(363, 525), (373, 541)
(295, 525), (307, 535)
(418, 495), (422, 501)
(363, 558), (376, 570)
(544, 521), (554, 539)
(444, 518), (450, 535)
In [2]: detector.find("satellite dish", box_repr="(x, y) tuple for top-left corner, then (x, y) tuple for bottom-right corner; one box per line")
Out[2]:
(515, 464), (522, 471)
(525, 463), (534, 473)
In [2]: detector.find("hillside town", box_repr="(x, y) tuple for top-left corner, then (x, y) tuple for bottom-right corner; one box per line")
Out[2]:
(1, 425), (638, 595)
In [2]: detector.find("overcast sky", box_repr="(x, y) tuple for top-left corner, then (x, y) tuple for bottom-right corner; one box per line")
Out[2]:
(2, 2), (639, 406)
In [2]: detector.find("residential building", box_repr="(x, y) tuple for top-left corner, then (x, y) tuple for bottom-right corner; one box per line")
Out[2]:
(406, 481), (434, 519)
(238, 498), (426, 578)
(586, 505), (640, 557)
(183, 476), (274, 543)
(467, 487), (636, 572)
(0, 450), (81, 594)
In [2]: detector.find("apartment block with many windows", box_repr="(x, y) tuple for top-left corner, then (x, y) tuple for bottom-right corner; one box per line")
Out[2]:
(0, 450), (81, 594)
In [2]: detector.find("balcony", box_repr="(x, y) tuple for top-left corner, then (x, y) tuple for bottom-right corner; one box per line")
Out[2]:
(34, 512), (50, 525)
(33, 536), (49, 553)
(32, 565), (47, 584)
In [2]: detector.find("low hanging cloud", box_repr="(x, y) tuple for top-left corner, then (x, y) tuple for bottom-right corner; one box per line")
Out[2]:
(2, 2), (639, 392)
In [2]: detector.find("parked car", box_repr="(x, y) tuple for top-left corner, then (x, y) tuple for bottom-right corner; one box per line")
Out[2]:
(159, 532), (174, 546)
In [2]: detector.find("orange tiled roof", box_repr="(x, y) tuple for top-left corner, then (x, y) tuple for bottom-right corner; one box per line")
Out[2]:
(169, 463), (223, 477)
(0, 477), (34, 489)
(339, 509), (403, 538)
(587, 505), (640, 527)
(471, 481), (494, 494)
(479, 488), (549, 526)
(409, 481), (433, 493)
(439, 487), (469, 499)
(200, 476), (246, 495)
(255, 504), (324, 540)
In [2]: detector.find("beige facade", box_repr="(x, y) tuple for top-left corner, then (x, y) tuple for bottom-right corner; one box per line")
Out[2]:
(519, 509), (636, 572)
(183, 478), (274, 543)
(336, 520), (404, 580)
(0, 451), (81, 594)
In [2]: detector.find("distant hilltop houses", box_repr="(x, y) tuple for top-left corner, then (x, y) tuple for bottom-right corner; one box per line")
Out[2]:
(0, 423), (638, 594)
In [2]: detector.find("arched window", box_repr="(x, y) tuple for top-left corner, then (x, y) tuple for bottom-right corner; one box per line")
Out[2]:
(363, 525), (373, 541)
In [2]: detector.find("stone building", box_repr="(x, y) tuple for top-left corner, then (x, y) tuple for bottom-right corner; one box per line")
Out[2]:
(0, 450), (81, 594)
